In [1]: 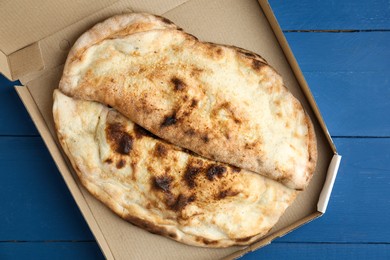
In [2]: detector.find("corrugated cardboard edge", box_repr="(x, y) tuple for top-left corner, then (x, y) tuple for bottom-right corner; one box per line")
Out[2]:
(0, 43), (44, 81)
(223, 212), (322, 260)
(318, 154), (341, 213)
(15, 85), (115, 260)
(8, 42), (45, 80)
(0, 49), (12, 80)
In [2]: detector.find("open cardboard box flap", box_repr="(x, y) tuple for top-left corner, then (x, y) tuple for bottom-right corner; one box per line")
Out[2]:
(2, 0), (340, 259)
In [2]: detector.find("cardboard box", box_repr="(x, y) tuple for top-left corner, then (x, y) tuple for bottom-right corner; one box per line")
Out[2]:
(0, 0), (341, 259)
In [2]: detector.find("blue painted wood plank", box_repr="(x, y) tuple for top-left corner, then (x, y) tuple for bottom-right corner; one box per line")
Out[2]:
(244, 243), (390, 260)
(278, 138), (390, 243)
(1, 137), (389, 244)
(306, 72), (390, 136)
(0, 77), (38, 136)
(0, 137), (93, 240)
(0, 242), (388, 260)
(285, 32), (390, 137)
(285, 32), (390, 73)
(0, 242), (104, 260)
(269, 0), (390, 30)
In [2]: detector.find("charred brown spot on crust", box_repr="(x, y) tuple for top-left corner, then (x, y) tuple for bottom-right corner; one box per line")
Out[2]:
(202, 135), (210, 143)
(190, 68), (204, 77)
(168, 194), (196, 211)
(252, 60), (265, 70)
(212, 101), (242, 124)
(124, 214), (177, 239)
(186, 33), (199, 41)
(116, 159), (125, 169)
(217, 189), (239, 199)
(184, 128), (196, 136)
(276, 174), (291, 185)
(235, 47), (266, 62)
(245, 142), (257, 149)
(233, 118), (242, 124)
(133, 124), (159, 139)
(152, 175), (173, 192)
(201, 238), (218, 245)
(168, 233), (177, 238)
(190, 99), (198, 108)
(171, 77), (186, 91)
(205, 43), (224, 58)
(106, 123), (133, 155)
(235, 236), (254, 243)
(231, 166), (242, 173)
(154, 143), (168, 158)
(161, 112), (178, 127)
(161, 17), (174, 25)
(182, 148), (197, 156)
(184, 166), (201, 188)
(104, 158), (113, 164)
(206, 165), (227, 180)
(242, 51), (256, 58)
(130, 161), (137, 180)
(118, 134), (133, 154)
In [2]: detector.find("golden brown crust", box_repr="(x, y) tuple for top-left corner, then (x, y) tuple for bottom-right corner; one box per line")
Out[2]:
(59, 21), (317, 189)
(63, 13), (180, 83)
(304, 112), (318, 185)
(53, 90), (298, 248)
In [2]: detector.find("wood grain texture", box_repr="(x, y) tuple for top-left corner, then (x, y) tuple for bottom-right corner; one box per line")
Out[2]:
(269, 0), (390, 30)
(278, 138), (390, 243)
(245, 243), (390, 260)
(0, 137), (93, 240)
(0, 242), (389, 260)
(305, 72), (390, 136)
(283, 32), (390, 136)
(285, 32), (390, 73)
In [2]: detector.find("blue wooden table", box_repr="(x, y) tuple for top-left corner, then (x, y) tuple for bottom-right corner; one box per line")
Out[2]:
(1, 1), (389, 259)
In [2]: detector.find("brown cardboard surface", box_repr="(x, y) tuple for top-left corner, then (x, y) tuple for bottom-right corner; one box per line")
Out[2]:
(8, 42), (44, 80)
(0, 0), (117, 54)
(0, 0), (189, 82)
(0, 50), (11, 80)
(6, 0), (336, 259)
